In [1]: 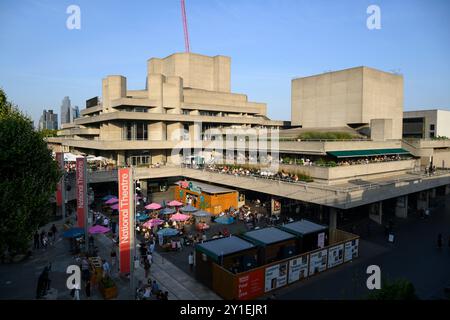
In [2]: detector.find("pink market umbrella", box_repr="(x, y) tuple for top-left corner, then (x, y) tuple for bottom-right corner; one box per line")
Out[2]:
(105, 197), (118, 205)
(110, 204), (119, 210)
(143, 218), (164, 228)
(170, 213), (190, 222)
(178, 180), (189, 189)
(88, 225), (110, 234)
(145, 203), (162, 210)
(168, 200), (183, 207)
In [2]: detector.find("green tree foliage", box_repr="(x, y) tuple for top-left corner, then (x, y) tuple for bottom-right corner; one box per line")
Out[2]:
(0, 88), (61, 255)
(38, 129), (58, 138)
(368, 279), (418, 300)
(298, 132), (359, 140)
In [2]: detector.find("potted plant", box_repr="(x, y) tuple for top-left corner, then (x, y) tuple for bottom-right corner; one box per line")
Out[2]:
(98, 276), (118, 299)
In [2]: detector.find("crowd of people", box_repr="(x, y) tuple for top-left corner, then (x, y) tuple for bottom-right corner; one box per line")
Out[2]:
(204, 164), (307, 183)
(33, 224), (58, 251)
(336, 155), (408, 166)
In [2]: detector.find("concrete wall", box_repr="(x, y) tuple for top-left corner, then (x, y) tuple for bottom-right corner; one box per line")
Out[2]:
(99, 122), (122, 141)
(281, 159), (416, 184)
(370, 119), (393, 141)
(403, 110), (450, 139)
(436, 110), (450, 138)
(362, 67), (403, 139)
(148, 53), (231, 92)
(291, 67), (403, 139)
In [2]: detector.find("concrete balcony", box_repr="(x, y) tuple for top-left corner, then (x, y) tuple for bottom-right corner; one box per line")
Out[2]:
(280, 159), (418, 184)
(80, 105), (103, 116)
(73, 111), (284, 127)
(57, 128), (100, 136)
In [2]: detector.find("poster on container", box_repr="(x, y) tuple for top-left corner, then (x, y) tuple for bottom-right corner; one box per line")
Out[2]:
(344, 239), (359, 262)
(119, 168), (134, 274)
(317, 232), (325, 248)
(327, 244), (344, 269)
(237, 268), (264, 300)
(288, 255), (309, 284)
(76, 157), (87, 228)
(264, 262), (288, 292)
(309, 249), (328, 276)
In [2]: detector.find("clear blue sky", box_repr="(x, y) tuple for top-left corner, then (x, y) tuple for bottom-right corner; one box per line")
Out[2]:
(1, 0), (449, 126)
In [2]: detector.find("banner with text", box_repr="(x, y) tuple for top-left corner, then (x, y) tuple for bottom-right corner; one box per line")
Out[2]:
(76, 157), (86, 228)
(119, 168), (133, 274)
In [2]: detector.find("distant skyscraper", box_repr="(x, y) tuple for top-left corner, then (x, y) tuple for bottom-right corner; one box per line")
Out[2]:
(60, 96), (71, 125)
(72, 105), (80, 122)
(38, 109), (58, 130)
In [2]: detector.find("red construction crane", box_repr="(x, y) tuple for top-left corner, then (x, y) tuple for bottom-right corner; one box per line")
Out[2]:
(181, 0), (190, 52)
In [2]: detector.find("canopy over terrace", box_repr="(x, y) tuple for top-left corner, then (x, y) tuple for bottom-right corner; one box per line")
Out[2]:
(326, 148), (410, 158)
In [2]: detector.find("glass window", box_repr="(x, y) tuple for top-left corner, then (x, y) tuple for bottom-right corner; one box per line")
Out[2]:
(430, 124), (435, 131)
(125, 123), (133, 140)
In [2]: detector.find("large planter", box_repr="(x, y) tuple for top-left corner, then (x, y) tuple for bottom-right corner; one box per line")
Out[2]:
(99, 278), (118, 299)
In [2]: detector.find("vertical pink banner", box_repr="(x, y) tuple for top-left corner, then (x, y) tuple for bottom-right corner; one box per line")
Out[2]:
(119, 168), (131, 273)
(76, 157), (86, 228)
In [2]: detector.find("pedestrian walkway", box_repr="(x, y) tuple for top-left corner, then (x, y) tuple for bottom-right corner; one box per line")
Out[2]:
(94, 233), (220, 300)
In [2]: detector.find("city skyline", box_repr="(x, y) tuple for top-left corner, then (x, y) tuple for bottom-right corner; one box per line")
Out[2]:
(1, 0), (450, 125)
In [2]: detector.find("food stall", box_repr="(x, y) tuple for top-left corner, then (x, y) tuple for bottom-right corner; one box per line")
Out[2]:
(240, 227), (297, 265)
(277, 219), (329, 253)
(195, 236), (258, 288)
(174, 180), (238, 215)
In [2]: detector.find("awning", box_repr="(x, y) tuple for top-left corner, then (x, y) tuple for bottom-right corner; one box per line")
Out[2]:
(327, 148), (410, 158)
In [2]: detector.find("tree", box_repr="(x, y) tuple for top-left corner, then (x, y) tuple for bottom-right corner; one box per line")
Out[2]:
(0, 88), (61, 255)
(38, 129), (58, 138)
(368, 279), (418, 300)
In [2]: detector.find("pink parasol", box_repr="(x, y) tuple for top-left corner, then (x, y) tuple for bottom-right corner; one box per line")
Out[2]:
(143, 218), (164, 228)
(88, 225), (110, 234)
(105, 197), (118, 205)
(178, 180), (189, 188)
(145, 203), (162, 210)
(110, 204), (119, 210)
(170, 213), (190, 222)
(168, 200), (183, 207)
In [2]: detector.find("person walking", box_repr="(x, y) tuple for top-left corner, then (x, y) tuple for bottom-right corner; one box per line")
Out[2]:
(39, 231), (45, 248)
(85, 280), (91, 299)
(147, 252), (153, 266)
(188, 252), (194, 272)
(102, 259), (111, 278)
(50, 224), (57, 241)
(110, 249), (117, 272)
(33, 231), (40, 250)
(144, 259), (151, 278)
(81, 258), (90, 282)
(42, 233), (48, 250)
(149, 241), (155, 254)
(151, 280), (159, 295)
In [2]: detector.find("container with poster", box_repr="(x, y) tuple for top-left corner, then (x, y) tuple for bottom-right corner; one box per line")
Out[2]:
(288, 254), (309, 284)
(309, 249), (328, 276)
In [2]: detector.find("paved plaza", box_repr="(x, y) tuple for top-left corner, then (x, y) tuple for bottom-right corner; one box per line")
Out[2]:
(1, 190), (449, 300)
